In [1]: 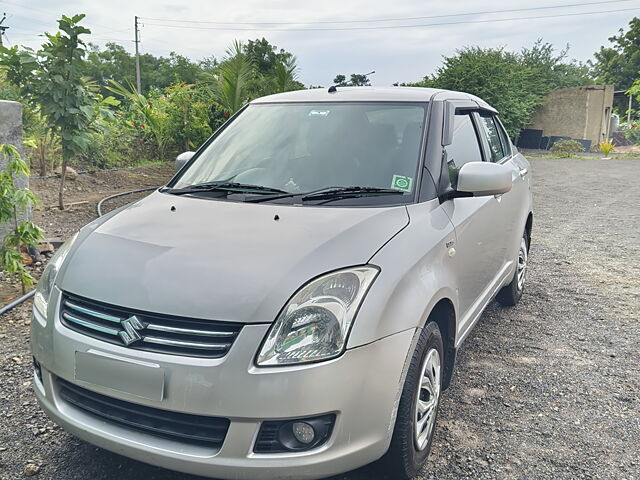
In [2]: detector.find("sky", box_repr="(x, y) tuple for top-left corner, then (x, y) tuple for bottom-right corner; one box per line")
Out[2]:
(1, 0), (638, 86)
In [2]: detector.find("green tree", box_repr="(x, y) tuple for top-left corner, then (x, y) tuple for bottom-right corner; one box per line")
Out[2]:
(271, 55), (301, 93)
(0, 144), (43, 293)
(333, 74), (347, 86)
(107, 80), (172, 159)
(0, 14), (100, 209)
(204, 41), (254, 114)
(418, 47), (539, 137)
(415, 43), (593, 137)
(163, 83), (213, 151)
(332, 73), (371, 87)
(80, 43), (209, 96)
(348, 74), (371, 86)
(24, 111), (59, 177)
(520, 40), (592, 92)
(0, 70), (20, 100)
(241, 38), (303, 96)
(81, 42), (136, 94)
(244, 38), (283, 77)
(591, 17), (640, 91)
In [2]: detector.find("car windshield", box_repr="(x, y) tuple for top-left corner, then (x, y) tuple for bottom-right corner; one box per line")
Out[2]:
(172, 102), (427, 204)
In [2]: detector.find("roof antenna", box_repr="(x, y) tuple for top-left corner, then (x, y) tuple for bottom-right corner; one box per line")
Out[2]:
(328, 85), (337, 93)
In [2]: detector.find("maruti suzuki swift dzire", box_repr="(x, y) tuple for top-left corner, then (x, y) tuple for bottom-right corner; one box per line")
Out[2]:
(31, 87), (532, 479)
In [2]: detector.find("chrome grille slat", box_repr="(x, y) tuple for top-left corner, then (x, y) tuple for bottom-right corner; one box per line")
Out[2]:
(64, 300), (122, 323)
(62, 312), (120, 336)
(142, 336), (230, 350)
(59, 293), (243, 358)
(145, 323), (236, 337)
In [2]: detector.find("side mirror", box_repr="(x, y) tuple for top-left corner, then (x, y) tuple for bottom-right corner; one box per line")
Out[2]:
(175, 151), (195, 172)
(456, 162), (512, 196)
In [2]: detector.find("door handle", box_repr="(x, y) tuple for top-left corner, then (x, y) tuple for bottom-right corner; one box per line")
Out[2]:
(519, 168), (528, 178)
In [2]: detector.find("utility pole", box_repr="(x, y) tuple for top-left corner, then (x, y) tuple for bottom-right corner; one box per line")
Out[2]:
(0, 13), (9, 47)
(134, 15), (141, 93)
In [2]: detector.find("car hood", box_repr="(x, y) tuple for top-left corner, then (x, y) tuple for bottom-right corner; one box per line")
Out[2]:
(59, 192), (409, 323)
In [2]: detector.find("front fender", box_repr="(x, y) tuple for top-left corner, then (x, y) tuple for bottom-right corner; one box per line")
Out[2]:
(347, 201), (459, 348)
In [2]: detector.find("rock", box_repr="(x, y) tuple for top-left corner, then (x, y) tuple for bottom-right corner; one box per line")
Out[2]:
(37, 242), (55, 254)
(19, 246), (33, 265)
(54, 166), (78, 180)
(23, 464), (40, 476)
(44, 237), (64, 249)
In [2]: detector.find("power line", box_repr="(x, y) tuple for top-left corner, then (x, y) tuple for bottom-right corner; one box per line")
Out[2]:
(1, 11), (50, 28)
(141, 7), (640, 32)
(140, 0), (634, 26)
(0, 1), (123, 34)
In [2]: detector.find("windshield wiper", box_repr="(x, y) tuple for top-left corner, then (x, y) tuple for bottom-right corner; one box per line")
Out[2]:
(245, 186), (406, 203)
(302, 186), (406, 201)
(161, 182), (288, 196)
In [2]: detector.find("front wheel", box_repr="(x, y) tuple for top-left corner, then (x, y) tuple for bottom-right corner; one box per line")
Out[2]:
(383, 322), (443, 479)
(496, 231), (529, 306)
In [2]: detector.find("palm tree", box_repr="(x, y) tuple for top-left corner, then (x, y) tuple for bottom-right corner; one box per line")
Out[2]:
(207, 41), (254, 114)
(272, 55), (299, 93)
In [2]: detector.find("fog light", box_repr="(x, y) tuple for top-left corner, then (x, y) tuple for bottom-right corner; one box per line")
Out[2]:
(292, 422), (315, 444)
(254, 413), (335, 453)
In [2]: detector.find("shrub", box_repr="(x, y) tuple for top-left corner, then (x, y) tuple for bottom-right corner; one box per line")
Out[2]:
(621, 121), (640, 145)
(598, 139), (615, 157)
(77, 116), (158, 169)
(550, 139), (584, 157)
(0, 144), (44, 293)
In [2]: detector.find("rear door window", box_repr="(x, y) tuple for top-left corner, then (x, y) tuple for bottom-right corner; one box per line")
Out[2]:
(478, 113), (507, 162)
(495, 117), (512, 157)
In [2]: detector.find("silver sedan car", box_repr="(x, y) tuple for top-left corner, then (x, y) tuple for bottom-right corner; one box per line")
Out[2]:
(31, 87), (532, 479)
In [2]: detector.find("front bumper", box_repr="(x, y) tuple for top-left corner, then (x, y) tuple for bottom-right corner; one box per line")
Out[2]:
(31, 288), (415, 480)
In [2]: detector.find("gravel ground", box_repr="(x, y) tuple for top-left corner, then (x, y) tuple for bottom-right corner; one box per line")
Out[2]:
(1, 158), (638, 480)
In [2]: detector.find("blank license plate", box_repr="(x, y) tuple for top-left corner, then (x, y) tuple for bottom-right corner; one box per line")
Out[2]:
(75, 350), (165, 401)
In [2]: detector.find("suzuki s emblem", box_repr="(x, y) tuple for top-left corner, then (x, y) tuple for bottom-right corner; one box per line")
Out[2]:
(118, 315), (144, 346)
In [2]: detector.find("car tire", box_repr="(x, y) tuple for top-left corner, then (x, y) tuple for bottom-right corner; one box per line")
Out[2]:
(383, 322), (444, 479)
(496, 231), (529, 306)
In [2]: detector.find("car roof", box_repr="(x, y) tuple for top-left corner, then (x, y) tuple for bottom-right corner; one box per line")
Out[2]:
(251, 86), (496, 111)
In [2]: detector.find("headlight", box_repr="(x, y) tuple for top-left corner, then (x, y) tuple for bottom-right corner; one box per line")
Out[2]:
(33, 233), (78, 318)
(256, 266), (379, 366)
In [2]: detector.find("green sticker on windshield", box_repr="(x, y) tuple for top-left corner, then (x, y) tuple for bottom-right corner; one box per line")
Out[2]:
(391, 175), (413, 192)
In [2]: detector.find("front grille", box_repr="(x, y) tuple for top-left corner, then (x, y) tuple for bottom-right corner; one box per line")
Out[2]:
(57, 378), (230, 447)
(60, 292), (243, 358)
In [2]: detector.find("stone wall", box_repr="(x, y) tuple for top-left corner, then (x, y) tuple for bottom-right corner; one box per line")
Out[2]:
(0, 100), (29, 239)
(528, 85), (614, 146)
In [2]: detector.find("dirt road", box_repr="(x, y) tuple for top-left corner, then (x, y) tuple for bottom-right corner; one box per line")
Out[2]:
(1, 158), (638, 480)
